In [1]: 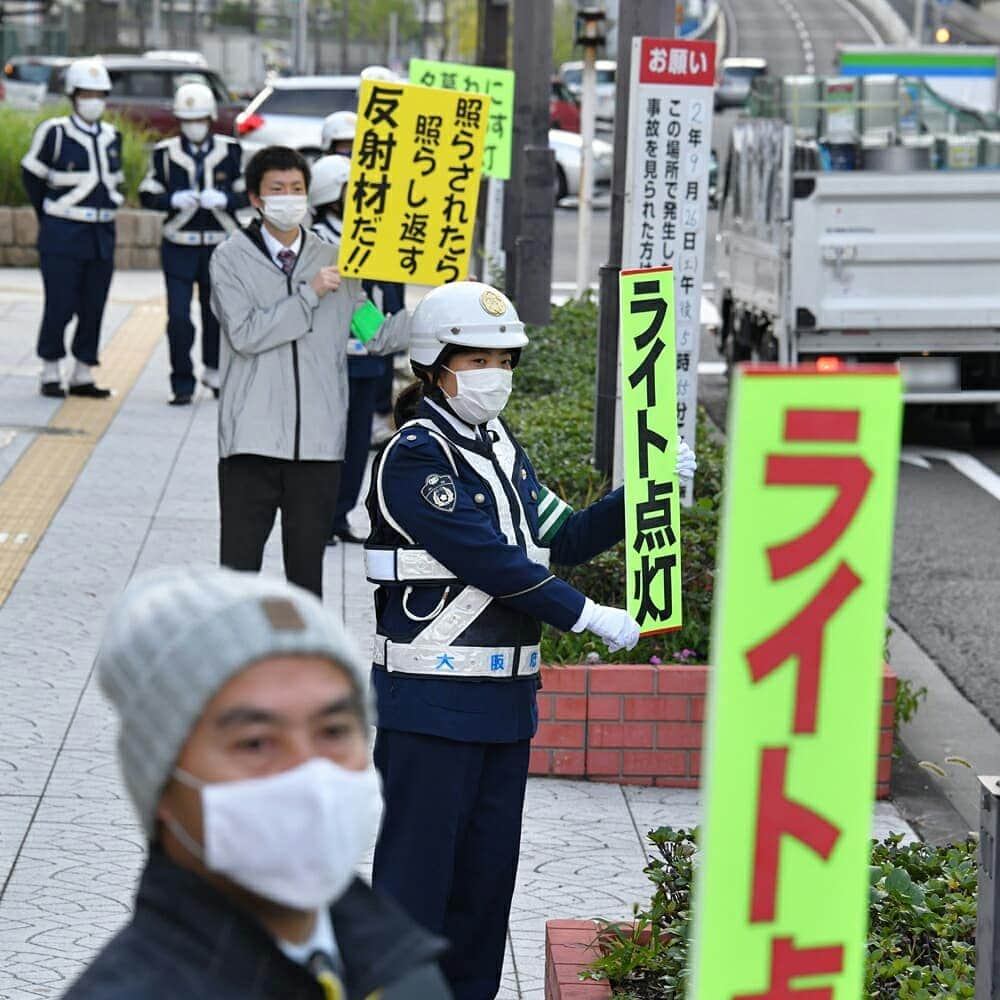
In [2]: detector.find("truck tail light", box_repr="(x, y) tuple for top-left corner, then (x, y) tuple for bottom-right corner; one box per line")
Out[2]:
(816, 356), (842, 373)
(236, 112), (264, 136)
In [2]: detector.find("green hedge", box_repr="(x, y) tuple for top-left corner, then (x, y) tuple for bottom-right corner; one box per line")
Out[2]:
(0, 105), (153, 208)
(505, 294), (724, 665)
(584, 827), (977, 998)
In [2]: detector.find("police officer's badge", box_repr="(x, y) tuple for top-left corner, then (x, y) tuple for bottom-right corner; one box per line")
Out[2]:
(480, 289), (507, 317)
(421, 474), (457, 513)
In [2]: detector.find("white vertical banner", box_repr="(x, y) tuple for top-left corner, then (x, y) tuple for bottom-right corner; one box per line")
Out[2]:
(617, 36), (716, 504)
(484, 176), (505, 287)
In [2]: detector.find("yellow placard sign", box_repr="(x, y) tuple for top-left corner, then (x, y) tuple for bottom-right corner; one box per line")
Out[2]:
(339, 79), (491, 285)
(620, 267), (682, 636)
(409, 58), (515, 180)
(689, 365), (902, 999)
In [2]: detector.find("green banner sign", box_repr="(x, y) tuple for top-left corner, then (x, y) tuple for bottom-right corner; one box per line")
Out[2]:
(409, 58), (515, 180)
(689, 365), (902, 999)
(620, 267), (682, 636)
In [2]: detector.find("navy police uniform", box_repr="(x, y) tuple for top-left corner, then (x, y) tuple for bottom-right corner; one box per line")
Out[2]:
(21, 114), (123, 366)
(311, 215), (400, 539)
(366, 398), (624, 1000)
(139, 135), (246, 398)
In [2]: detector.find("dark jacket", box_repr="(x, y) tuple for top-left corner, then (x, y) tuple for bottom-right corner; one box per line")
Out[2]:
(62, 850), (451, 999)
(367, 399), (625, 743)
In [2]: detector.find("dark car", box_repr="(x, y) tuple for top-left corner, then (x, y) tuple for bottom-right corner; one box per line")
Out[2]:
(550, 78), (580, 132)
(47, 57), (243, 137)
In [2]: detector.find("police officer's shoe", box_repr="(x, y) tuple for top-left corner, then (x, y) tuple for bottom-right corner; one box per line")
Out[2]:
(40, 381), (66, 398)
(68, 383), (112, 399)
(331, 527), (366, 545)
(169, 393), (193, 406)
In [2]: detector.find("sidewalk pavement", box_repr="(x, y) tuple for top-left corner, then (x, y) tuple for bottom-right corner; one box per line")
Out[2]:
(0, 269), (916, 1000)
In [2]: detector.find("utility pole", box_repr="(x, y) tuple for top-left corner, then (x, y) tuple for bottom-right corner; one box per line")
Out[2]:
(593, 0), (675, 477)
(914, 0), (927, 44)
(575, 8), (606, 298)
(475, 0), (509, 286)
(151, 0), (161, 48)
(340, 0), (349, 72)
(505, 0), (555, 325)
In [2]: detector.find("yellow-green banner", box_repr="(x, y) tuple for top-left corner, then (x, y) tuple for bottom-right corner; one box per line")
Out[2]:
(690, 364), (902, 999)
(409, 58), (515, 180)
(620, 267), (682, 636)
(339, 79), (490, 285)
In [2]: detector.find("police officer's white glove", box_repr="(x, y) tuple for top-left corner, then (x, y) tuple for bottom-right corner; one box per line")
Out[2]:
(572, 599), (641, 653)
(676, 440), (697, 483)
(199, 189), (229, 210)
(170, 189), (199, 211)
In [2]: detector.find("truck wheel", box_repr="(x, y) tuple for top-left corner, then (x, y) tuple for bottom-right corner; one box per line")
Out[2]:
(970, 408), (1000, 447)
(723, 328), (751, 378)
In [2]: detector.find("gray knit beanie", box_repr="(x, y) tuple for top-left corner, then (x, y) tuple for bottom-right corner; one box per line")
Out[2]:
(96, 566), (372, 838)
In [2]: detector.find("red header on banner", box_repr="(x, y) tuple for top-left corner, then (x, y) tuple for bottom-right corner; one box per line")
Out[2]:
(638, 38), (716, 87)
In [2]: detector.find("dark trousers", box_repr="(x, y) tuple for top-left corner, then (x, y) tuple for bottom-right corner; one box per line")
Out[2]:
(218, 454), (341, 598)
(375, 355), (396, 415)
(332, 373), (379, 533)
(165, 247), (220, 396)
(37, 253), (115, 365)
(372, 729), (530, 1000)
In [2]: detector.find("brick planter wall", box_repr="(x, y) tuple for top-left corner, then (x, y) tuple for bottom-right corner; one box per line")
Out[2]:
(545, 921), (611, 1000)
(0, 206), (166, 269)
(531, 663), (897, 799)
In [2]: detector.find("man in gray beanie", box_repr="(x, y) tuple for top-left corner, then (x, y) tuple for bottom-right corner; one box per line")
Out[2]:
(64, 565), (452, 1000)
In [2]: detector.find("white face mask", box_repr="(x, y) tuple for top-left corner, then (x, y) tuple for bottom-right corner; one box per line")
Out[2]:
(75, 97), (106, 123)
(181, 121), (211, 144)
(260, 194), (309, 233)
(164, 757), (383, 910)
(444, 366), (513, 425)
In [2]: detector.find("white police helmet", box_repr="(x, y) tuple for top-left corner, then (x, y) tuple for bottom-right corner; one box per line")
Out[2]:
(409, 282), (528, 368)
(173, 81), (217, 120)
(309, 155), (352, 209)
(321, 110), (357, 149)
(359, 65), (397, 83)
(64, 59), (111, 95)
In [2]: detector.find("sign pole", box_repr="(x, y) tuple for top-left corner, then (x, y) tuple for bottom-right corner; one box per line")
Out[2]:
(575, 10), (605, 298)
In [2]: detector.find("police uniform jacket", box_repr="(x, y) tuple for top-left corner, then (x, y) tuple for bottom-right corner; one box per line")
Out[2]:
(20, 114), (124, 260)
(139, 134), (246, 278)
(366, 398), (625, 743)
(311, 215), (389, 379)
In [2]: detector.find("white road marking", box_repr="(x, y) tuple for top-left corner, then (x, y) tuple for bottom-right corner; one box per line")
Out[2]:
(0, 430), (16, 450)
(830, 0), (884, 43)
(0, 533), (7, 545)
(699, 361), (727, 375)
(900, 446), (1000, 503)
(774, 0), (816, 74)
(12, 533), (28, 546)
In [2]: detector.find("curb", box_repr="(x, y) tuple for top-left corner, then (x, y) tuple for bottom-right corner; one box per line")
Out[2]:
(889, 615), (1000, 833)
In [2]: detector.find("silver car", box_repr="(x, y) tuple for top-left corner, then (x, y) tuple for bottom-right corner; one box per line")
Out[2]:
(550, 129), (613, 204)
(235, 75), (360, 160)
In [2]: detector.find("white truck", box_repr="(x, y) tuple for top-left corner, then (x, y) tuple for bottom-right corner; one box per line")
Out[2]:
(714, 118), (1000, 442)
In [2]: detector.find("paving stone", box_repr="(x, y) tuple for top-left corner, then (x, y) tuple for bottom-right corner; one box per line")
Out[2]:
(0, 280), (921, 999)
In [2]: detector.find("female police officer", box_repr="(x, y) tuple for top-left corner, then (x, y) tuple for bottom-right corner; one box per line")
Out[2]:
(365, 282), (695, 1000)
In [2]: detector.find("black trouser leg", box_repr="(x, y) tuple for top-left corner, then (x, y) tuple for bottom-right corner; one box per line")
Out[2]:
(218, 455), (281, 574)
(72, 255), (114, 366)
(197, 246), (220, 371)
(279, 460), (341, 598)
(37, 253), (84, 362)
(165, 272), (197, 397)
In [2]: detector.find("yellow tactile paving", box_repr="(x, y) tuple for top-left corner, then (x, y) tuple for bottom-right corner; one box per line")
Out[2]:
(0, 299), (165, 606)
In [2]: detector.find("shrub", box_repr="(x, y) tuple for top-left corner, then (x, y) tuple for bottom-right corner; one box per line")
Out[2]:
(583, 827), (978, 999)
(0, 105), (153, 209)
(505, 294), (724, 664)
